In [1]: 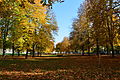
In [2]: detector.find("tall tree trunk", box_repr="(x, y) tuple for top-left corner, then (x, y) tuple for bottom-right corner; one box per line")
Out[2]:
(106, 45), (109, 55)
(110, 42), (114, 57)
(88, 38), (90, 56)
(96, 38), (99, 57)
(88, 46), (90, 56)
(25, 49), (28, 59)
(2, 31), (6, 56)
(18, 50), (20, 56)
(37, 52), (40, 56)
(40, 52), (42, 56)
(2, 40), (6, 56)
(82, 45), (84, 56)
(12, 43), (15, 56)
(75, 49), (77, 54)
(32, 44), (35, 57)
(109, 0), (114, 57)
(2, 20), (9, 56)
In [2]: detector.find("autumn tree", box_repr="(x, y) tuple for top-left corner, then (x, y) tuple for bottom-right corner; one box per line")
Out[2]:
(70, 0), (120, 57)
(60, 37), (70, 53)
(0, 0), (58, 59)
(0, 0), (22, 56)
(55, 42), (63, 53)
(69, 3), (93, 55)
(86, 0), (120, 57)
(55, 37), (70, 54)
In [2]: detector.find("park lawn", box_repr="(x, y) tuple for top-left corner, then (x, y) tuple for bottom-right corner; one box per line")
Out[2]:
(0, 53), (62, 56)
(0, 53), (26, 56)
(0, 55), (120, 80)
(42, 54), (57, 57)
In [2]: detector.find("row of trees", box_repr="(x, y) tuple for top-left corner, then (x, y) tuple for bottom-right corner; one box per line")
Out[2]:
(69, 0), (120, 57)
(56, 0), (120, 57)
(56, 37), (70, 53)
(0, 0), (62, 58)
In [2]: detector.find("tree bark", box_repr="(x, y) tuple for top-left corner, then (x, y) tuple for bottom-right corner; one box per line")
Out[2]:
(82, 45), (84, 56)
(96, 38), (99, 57)
(32, 44), (35, 57)
(18, 50), (20, 56)
(88, 46), (90, 56)
(2, 20), (9, 56)
(2, 40), (6, 56)
(40, 52), (42, 56)
(109, 0), (114, 57)
(12, 43), (15, 56)
(106, 45), (109, 55)
(25, 49), (28, 59)
(88, 38), (90, 56)
(37, 52), (40, 56)
(110, 42), (114, 57)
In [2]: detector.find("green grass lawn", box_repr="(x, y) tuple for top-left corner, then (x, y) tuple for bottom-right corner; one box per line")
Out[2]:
(42, 54), (57, 57)
(0, 53), (26, 55)
(0, 56), (120, 80)
(0, 53), (66, 57)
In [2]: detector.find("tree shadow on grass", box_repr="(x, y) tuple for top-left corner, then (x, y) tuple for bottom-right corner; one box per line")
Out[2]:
(1, 56), (120, 80)
(0, 58), (73, 72)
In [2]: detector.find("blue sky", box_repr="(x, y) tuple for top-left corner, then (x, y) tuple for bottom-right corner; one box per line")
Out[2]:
(53, 0), (84, 44)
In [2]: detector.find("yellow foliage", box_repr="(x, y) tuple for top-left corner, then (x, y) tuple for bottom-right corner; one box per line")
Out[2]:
(114, 34), (120, 46)
(0, 0), (56, 51)
(112, 15), (118, 22)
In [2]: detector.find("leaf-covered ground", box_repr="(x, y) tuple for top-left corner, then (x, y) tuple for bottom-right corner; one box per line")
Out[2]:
(0, 55), (120, 80)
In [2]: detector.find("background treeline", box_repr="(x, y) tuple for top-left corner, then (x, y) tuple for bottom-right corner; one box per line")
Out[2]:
(0, 0), (63, 58)
(56, 0), (120, 57)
